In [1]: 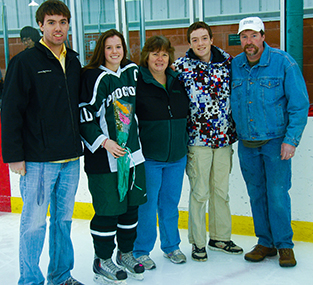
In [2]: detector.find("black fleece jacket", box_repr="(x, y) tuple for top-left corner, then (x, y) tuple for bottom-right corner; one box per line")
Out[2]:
(1, 42), (83, 163)
(136, 66), (189, 162)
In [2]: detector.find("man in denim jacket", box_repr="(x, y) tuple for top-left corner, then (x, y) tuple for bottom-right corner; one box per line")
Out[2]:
(231, 17), (309, 267)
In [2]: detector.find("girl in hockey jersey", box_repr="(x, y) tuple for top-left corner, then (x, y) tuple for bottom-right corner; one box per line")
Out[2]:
(79, 29), (146, 284)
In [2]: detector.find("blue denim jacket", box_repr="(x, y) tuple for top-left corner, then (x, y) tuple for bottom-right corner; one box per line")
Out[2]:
(231, 42), (309, 147)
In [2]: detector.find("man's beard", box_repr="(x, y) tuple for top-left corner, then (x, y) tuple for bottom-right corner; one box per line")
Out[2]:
(244, 44), (259, 56)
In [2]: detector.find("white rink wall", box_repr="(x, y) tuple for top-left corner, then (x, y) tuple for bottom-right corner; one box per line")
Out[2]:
(9, 118), (313, 223)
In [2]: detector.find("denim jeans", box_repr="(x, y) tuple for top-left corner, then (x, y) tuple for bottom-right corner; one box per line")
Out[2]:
(133, 156), (187, 257)
(238, 138), (294, 249)
(18, 160), (80, 285)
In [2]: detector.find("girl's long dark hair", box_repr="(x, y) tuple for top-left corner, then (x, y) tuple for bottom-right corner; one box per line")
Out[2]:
(83, 29), (128, 72)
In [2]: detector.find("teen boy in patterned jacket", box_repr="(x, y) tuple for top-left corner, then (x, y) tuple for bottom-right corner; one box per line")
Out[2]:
(173, 21), (243, 261)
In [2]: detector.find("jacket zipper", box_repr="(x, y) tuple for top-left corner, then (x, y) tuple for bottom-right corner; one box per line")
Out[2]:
(64, 57), (79, 156)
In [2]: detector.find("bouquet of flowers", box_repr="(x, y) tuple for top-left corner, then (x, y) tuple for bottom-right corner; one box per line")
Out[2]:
(113, 98), (133, 202)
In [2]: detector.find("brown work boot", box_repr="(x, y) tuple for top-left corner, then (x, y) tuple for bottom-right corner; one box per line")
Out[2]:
(279, 248), (297, 267)
(244, 244), (277, 262)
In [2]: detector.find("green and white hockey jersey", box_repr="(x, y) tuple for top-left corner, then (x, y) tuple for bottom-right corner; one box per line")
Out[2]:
(79, 60), (145, 174)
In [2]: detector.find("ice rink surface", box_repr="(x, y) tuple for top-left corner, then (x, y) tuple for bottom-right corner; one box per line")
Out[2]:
(1, 212), (312, 285)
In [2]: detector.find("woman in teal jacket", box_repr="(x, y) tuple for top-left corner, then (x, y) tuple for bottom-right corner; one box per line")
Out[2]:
(133, 35), (190, 269)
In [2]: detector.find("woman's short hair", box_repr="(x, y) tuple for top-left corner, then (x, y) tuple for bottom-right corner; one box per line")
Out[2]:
(140, 35), (175, 68)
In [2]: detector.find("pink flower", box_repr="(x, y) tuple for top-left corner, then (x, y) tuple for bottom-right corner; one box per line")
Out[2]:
(119, 112), (130, 125)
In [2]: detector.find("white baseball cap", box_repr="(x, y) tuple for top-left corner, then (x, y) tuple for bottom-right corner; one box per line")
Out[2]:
(238, 17), (265, 34)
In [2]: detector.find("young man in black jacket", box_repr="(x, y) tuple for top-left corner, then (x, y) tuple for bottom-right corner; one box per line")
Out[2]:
(1, 1), (83, 284)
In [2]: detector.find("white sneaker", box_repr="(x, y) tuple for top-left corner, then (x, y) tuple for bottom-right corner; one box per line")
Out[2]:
(164, 249), (187, 264)
(136, 255), (156, 270)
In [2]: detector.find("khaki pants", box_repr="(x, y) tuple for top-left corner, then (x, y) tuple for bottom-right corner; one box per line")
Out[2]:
(186, 145), (233, 248)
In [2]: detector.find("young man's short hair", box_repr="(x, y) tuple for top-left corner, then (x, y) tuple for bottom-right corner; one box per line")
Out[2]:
(36, 0), (71, 25)
(187, 21), (213, 43)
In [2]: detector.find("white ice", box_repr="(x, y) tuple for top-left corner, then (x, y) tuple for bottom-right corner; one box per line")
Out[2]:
(0, 212), (312, 285)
